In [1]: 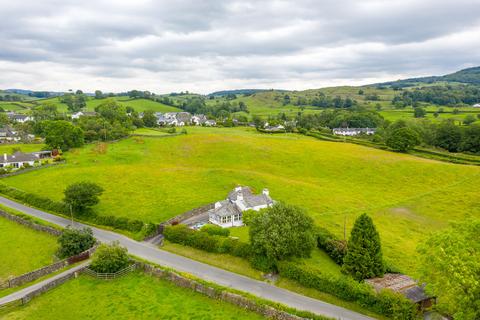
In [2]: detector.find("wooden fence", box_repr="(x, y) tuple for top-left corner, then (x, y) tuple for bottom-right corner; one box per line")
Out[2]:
(82, 263), (136, 280)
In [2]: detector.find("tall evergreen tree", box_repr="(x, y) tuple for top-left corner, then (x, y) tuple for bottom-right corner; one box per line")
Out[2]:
(342, 213), (385, 280)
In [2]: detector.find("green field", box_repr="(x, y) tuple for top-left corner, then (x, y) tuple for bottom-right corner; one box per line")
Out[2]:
(0, 217), (58, 281)
(0, 144), (45, 155)
(36, 96), (181, 114)
(2, 127), (480, 274)
(2, 272), (265, 320)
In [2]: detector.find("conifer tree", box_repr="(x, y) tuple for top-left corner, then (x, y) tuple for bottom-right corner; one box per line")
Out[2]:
(342, 213), (385, 280)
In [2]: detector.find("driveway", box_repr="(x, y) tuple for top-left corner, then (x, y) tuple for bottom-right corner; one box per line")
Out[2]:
(0, 196), (375, 320)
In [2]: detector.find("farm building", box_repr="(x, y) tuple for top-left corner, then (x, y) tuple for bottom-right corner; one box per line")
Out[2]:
(0, 126), (21, 142)
(7, 113), (32, 123)
(365, 273), (435, 310)
(208, 186), (274, 228)
(332, 128), (376, 136)
(473, 103), (480, 108)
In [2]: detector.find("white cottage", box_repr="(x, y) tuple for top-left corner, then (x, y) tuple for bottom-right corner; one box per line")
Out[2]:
(0, 152), (37, 169)
(208, 186), (274, 228)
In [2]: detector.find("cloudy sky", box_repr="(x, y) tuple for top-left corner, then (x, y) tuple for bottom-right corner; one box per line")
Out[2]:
(1, 0), (480, 94)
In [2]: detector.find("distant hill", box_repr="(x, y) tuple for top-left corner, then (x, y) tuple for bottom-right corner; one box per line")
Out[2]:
(5, 89), (65, 98)
(208, 89), (285, 97)
(378, 66), (480, 88)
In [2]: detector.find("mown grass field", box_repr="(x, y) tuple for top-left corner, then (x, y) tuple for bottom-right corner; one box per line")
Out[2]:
(2, 272), (265, 320)
(0, 217), (58, 281)
(2, 127), (480, 274)
(0, 143), (45, 154)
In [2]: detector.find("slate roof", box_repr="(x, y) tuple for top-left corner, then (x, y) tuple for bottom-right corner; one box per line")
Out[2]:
(212, 200), (242, 217)
(333, 128), (376, 133)
(228, 187), (273, 208)
(0, 152), (37, 164)
(0, 126), (17, 137)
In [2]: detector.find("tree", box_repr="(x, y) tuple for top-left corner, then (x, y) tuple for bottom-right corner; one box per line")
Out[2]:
(249, 202), (316, 263)
(413, 107), (426, 118)
(43, 120), (84, 150)
(435, 120), (462, 152)
(463, 114), (477, 125)
(342, 213), (385, 280)
(32, 102), (58, 121)
(418, 219), (480, 319)
(460, 124), (480, 153)
(57, 227), (96, 258)
(94, 90), (103, 99)
(385, 127), (420, 152)
(64, 181), (104, 212)
(89, 242), (130, 273)
(142, 110), (157, 127)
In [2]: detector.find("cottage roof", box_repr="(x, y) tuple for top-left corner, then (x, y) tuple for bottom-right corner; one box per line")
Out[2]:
(228, 186), (273, 208)
(211, 200), (242, 217)
(0, 152), (37, 164)
(333, 127), (376, 132)
(0, 126), (17, 137)
(8, 114), (30, 120)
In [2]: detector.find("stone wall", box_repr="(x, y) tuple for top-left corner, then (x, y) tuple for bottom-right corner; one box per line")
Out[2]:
(0, 209), (62, 236)
(136, 261), (305, 320)
(4, 246), (96, 289)
(162, 203), (214, 226)
(21, 266), (88, 305)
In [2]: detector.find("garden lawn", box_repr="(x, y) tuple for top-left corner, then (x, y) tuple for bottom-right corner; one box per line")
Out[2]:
(0, 217), (58, 281)
(3, 127), (480, 274)
(2, 272), (266, 320)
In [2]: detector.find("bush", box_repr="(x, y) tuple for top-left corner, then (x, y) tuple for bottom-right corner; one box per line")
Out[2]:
(316, 227), (347, 265)
(201, 224), (230, 237)
(278, 261), (416, 319)
(57, 227), (96, 259)
(64, 181), (104, 212)
(164, 224), (193, 244)
(189, 231), (219, 252)
(250, 254), (276, 272)
(90, 242), (130, 273)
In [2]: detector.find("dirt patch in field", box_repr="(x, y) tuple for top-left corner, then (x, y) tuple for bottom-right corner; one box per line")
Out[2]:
(388, 207), (428, 224)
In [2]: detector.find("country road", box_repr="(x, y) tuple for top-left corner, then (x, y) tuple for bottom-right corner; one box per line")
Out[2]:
(0, 196), (375, 320)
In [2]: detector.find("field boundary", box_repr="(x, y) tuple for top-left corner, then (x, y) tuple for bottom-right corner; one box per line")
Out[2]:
(135, 260), (319, 320)
(0, 209), (62, 236)
(0, 247), (95, 289)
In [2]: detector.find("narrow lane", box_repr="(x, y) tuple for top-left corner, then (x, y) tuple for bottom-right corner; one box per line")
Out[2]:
(0, 196), (375, 320)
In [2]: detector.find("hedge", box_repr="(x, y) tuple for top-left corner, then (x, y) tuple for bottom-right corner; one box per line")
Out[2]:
(201, 224), (230, 237)
(0, 183), (157, 238)
(316, 227), (347, 265)
(164, 224), (252, 258)
(278, 261), (417, 319)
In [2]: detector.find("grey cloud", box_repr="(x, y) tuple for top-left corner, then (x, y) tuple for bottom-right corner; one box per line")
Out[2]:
(0, 0), (479, 93)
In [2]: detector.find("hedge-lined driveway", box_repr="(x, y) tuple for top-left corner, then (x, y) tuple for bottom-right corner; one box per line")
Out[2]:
(0, 196), (375, 320)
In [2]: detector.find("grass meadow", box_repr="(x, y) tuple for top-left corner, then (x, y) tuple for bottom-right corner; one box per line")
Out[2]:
(1, 272), (266, 320)
(2, 127), (480, 274)
(0, 217), (58, 281)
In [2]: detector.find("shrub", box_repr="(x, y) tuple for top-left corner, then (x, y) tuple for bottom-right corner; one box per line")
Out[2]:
(201, 224), (230, 237)
(57, 227), (96, 259)
(250, 254), (276, 272)
(164, 224), (193, 244)
(90, 242), (130, 273)
(316, 227), (347, 265)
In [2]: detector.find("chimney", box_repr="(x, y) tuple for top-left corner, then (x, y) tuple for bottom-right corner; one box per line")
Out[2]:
(215, 201), (222, 209)
(235, 186), (242, 192)
(237, 191), (243, 201)
(3, 153), (6, 162)
(263, 188), (270, 196)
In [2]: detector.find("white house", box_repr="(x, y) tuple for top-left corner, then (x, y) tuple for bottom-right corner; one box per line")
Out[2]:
(208, 186), (274, 228)
(7, 113), (32, 123)
(205, 119), (216, 126)
(0, 127), (21, 142)
(71, 111), (97, 119)
(0, 152), (38, 169)
(473, 103), (480, 108)
(332, 128), (376, 136)
(192, 114), (207, 125)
